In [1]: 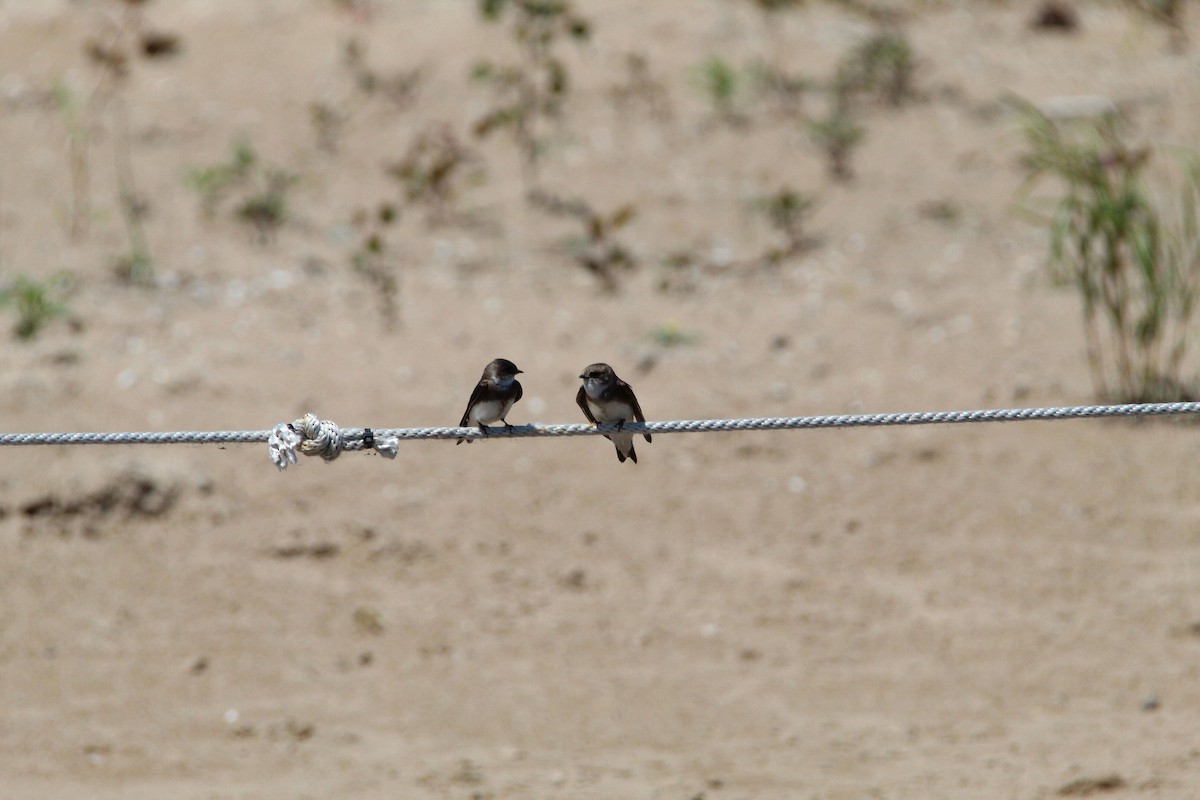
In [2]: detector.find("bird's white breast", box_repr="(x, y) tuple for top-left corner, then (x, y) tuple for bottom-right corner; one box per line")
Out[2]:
(469, 398), (511, 425)
(588, 397), (634, 423)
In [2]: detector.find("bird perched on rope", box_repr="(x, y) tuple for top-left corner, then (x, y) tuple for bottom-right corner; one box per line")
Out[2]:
(456, 358), (524, 444)
(576, 362), (651, 463)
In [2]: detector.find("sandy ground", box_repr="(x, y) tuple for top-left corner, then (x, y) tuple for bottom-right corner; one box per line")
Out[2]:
(3, 1), (1200, 797)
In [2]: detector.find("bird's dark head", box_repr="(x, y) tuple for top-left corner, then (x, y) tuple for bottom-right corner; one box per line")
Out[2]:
(485, 358), (523, 380)
(579, 363), (616, 383)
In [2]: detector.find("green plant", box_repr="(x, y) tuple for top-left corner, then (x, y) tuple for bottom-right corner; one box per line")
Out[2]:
(110, 248), (153, 285)
(609, 52), (672, 122)
(187, 138), (256, 218)
(308, 40), (424, 155)
(528, 190), (638, 292)
(342, 38), (424, 110)
(387, 124), (484, 225)
(188, 139), (297, 241)
(748, 60), (812, 118)
(648, 319), (699, 347)
(0, 274), (73, 340)
(352, 607), (384, 635)
(754, 187), (818, 265)
(349, 203), (401, 329)
(809, 110), (865, 181)
(471, 0), (590, 183)
(834, 29), (916, 109)
(918, 199), (961, 225)
(656, 250), (702, 294)
(109, 92), (153, 284)
(309, 101), (346, 154)
(825, 0), (907, 25)
(749, 0), (806, 10)
(52, 81), (91, 242)
(1015, 98), (1200, 402)
(694, 57), (744, 122)
(235, 168), (297, 241)
(83, 0), (161, 284)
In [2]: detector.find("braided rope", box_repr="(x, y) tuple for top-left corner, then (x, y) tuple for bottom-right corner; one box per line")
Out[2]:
(1, 401), (1197, 470)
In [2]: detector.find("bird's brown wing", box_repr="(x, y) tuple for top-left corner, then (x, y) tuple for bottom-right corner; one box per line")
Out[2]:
(620, 379), (652, 443)
(459, 380), (489, 427)
(576, 385), (598, 424)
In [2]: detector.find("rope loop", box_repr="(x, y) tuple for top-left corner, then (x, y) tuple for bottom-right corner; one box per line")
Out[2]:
(297, 413), (344, 462)
(269, 414), (399, 470)
(267, 421), (303, 471)
(372, 435), (400, 460)
(266, 413), (343, 470)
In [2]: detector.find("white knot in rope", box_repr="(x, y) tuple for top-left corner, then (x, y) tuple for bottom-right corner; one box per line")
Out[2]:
(268, 421), (303, 470)
(359, 427), (399, 460)
(268, 414), (398, 470)
(267, 413), (343, 470)
(300, 413), (345, 462)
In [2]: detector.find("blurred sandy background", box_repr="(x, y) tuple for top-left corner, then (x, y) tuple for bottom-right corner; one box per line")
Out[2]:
(2, 1), (1200, 797)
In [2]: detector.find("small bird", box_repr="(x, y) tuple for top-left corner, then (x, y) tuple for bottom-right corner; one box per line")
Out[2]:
(576, 362), (651, 464)
(456, 358), (524, 444)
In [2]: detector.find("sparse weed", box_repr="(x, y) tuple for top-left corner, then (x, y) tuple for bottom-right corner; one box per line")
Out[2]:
(349, 203), (401, 329)
(825, 0), (908, 25)
(749, 0), (806, 10)
(1015, 97), (1200, 402)
(79, 0), (180, 284)
(309, 40), (424, 155)
(110, 248), (153, 285)
(695, 57), (810, 123)
(834, 28), (917, 109)
(0, 274), (73, 341)
(342, 38), (424, 111)
(84, 0), (168, 284)
(387, 124), (484, 225)
(528, 190), (638, 292)
(748, 60), (812, 118)
(188, 139), (297, 241)
(809, 110), (865, 181)
(657, 250), (702, 294)
(353, 607), (384, 635)
(754, 187), (818, 265)
(309, 101), (347, 154)
(471, 0), (591, 183)
(694, 57), (744, 123)
(917, 198), (961, 226)
(648, 319), (699, 347)
(235, 169), (297, 241)
(52, 81), (91, 242)
(187, 138), (256, 218)
(609, 52), (673, 122)
(109, 93), (153, 284)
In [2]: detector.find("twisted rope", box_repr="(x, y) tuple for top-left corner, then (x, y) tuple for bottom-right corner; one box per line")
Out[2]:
(0, 401), (1197, 470)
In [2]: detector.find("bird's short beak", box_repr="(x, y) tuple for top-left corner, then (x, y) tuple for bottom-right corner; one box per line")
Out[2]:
(516, 369), (524, 374)
(578, 374), (585, 379)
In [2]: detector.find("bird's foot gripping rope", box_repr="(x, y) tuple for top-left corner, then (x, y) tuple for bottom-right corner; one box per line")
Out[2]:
(269, 414), (398, 471)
